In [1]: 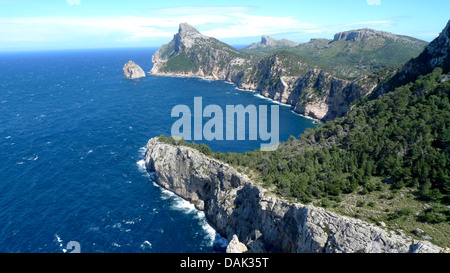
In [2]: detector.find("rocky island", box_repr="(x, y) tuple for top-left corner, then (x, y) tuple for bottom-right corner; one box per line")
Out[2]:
(123, 60), (146, 79)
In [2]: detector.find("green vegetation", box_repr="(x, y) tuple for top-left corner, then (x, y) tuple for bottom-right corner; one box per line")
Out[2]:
(158, 135), (212, 156)
(241, 33), (427, 79)
(161, 53), (199, 73)
(215, 68), (449, 206)
(160, 68), (449, 245)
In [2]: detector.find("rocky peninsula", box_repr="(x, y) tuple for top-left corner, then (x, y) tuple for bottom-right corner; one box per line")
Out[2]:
(150, 23), (427, 121)
(145, 137), (443, 253)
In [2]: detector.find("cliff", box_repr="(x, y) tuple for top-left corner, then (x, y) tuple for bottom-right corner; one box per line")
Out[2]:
(375, 20), (450, 95)
(244, 36), (299, 49)
(150, 23), (423, 121)
(145, 137), (443, 253)
(150, 23), (253, 80)
(123, 60), (146, 79)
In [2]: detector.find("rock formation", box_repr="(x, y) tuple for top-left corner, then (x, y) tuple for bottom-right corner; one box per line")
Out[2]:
(145, 137), (443, 253)
(123, 60), (146, 79)
(226, 235), (248, 253)
(244, 36), (299, 49)
(150, 23), (423, 121)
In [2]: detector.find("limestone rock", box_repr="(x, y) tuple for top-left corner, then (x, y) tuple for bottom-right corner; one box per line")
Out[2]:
(145, 137), (443, 253)
(244, 36), (299, 49)
(149, 24), (385, 121)
(226, 235), (248, 253)
(413, 228), (424, 236)
(123, 60), (146, 79)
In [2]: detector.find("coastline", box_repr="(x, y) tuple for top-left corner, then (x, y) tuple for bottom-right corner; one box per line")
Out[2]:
(145, 137), (444, 253)
(149, 71), (323, 124)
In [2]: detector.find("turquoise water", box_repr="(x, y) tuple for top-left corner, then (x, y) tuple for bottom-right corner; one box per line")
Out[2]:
(0, 48), (315, 252)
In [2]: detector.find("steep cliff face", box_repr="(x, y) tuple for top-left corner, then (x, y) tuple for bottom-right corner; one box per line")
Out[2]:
(151, 23), (252, 80)
(150, 23), (423, 121)
(145, 137), (443, 253)
(375, 20), (450, 95)
(234, 53), (381, 120)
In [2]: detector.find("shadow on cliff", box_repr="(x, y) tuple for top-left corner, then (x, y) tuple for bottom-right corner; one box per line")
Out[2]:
(227, 183), (309, 253)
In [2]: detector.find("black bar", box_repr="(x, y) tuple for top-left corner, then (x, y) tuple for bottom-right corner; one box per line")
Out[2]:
(0, 253), (447, 272)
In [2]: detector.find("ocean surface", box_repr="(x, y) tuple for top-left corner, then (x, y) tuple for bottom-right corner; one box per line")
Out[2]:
(0, 48), (316, 253)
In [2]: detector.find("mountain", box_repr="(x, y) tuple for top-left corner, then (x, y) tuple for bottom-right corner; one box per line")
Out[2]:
(244, 35), (299, 49)
(150, 24), (427, 121)
(146, 20), (450, 251)
(291, 28), (428, 78)
(150, 23), (254, 79)
(375, 20), (450, 95)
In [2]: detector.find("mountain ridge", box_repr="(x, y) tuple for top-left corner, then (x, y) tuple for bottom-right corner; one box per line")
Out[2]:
(150, 23), (425, 120)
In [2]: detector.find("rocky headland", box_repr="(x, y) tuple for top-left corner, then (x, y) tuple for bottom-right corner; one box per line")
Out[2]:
(145, 137), (443, 253)
(150, 23), (427, 121)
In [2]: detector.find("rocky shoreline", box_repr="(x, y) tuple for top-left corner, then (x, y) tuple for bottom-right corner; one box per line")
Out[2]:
(148, 23), (412, 121)
(145, 137), (443, 253)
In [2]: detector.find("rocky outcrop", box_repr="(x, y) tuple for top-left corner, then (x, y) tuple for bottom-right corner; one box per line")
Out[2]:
(145, 137), (443, 253)
(375, 20), (450, 95)
(245, 36), (299, 49)
(226, 235), (248, 253)
(150, 23), (251, 80)
(332, 28), (425, 45)
(236, 62), (381, 120)
(123, 60), (146, 79)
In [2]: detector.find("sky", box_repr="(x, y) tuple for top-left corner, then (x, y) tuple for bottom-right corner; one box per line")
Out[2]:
(0, 0), (449, 51)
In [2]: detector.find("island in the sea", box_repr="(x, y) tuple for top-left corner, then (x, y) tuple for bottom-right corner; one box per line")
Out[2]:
(123, 60), (146, 79)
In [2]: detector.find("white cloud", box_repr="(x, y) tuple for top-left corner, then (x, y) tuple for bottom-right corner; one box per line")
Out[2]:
(366, 0), (381, 5)
(0, 5), (402, 49)
(67, 0), (81, 6)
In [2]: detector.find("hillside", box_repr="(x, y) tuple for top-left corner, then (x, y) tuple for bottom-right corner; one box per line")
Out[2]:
(151, 24), (426, 120)
(240, 28), (427, 79)
(152, 20), (450, 248)
(211, 21), (450, 247)
(150, 23), (256, 79)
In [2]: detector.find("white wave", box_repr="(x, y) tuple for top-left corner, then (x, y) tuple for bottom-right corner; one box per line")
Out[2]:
(149, 170), (226, 247)
(235, 87), (256, 92)
(158, 184), (225, 246)
(172, 196), (198, 215)
(55, 234), (66, 253)
(141, 240), (152, 249)
(55, 234), (63, 243)
(136, 159), (147, 173)
(254, 94), (291, 107)
(138, 146), (146, 157)
(290, 110), (322, 123)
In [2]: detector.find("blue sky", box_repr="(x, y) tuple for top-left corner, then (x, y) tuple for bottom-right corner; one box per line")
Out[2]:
(0, 0), (449, 51)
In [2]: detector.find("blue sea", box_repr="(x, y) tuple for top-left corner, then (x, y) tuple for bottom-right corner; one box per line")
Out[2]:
(0, 48), (316, 253)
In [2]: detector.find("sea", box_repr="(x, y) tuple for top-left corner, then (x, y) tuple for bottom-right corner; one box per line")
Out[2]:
(0, 47), (316, 253)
